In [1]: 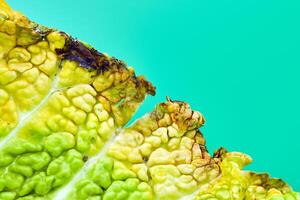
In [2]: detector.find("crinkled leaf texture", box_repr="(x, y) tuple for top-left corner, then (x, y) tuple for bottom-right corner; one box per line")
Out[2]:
(0, 1), (298, 200)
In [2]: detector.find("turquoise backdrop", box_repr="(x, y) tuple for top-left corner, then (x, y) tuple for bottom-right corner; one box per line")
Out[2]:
(7, 0), (299, 190)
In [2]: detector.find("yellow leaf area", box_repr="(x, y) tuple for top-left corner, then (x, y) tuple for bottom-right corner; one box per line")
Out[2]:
(0, 0), (298, 200)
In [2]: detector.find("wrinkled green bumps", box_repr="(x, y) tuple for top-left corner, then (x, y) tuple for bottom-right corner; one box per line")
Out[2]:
(44, 132), (75, 157)
(1, 172), (24, 190)
(0, 192), (16, 200)
(8, 163), (34, 177)
(0, 138), (85, 197)
(16, 152), (51, 171)
(0, 153), (14, 166)
(47, 150), (84, 187)
(4, 139), (42, 155)
(102, 179), (152, 200)
(70, 157), (152, 200)
(87, 157), (114, 189)
(19, 172), (54, 196)
(76, 130), (95, 153)
(18, 196), (48, 200)
(74, 179), (104, 199)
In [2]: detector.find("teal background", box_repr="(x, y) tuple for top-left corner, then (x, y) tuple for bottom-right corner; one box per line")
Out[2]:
(8, 0), (299, 190)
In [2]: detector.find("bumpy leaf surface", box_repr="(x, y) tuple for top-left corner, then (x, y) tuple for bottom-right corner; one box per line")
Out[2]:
(0, 1), (298, 200)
